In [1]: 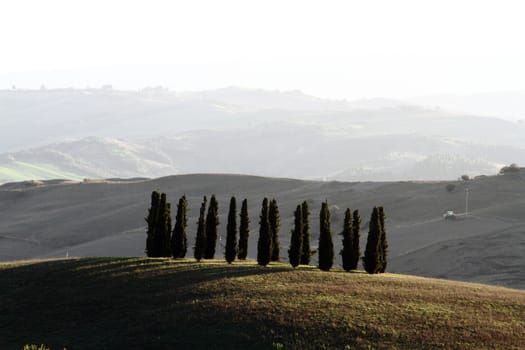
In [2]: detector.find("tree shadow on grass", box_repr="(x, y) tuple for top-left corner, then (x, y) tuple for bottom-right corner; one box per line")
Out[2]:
(0, 257), (290, 350)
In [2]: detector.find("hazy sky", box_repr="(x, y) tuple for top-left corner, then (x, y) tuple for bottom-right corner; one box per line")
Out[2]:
(1, 0), (525, 100)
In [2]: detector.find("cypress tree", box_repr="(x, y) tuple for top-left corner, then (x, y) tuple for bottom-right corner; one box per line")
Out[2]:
(225, 196), (238, 264)
(378, 206), (388, 273)
(257, 198), (271, 266)
(194, 196), (207, 261)
(165, 201), (172, 256)
(145, 190), (160, 257)
(318, 201), (334, 271)
(153, 193), (165, 257)
(237, 199), (250, 260)
(351, 209), (361, 270)
(300, 200), (311, 265)
(340, 208), (354, 271)
(363, 207), (381, 274)
(288, 204), (303, 268)
(204, 194), (219, 259)
(269, 198), (280, 261)
(171, 195), (188, 258)
(155, 193), (172, 257)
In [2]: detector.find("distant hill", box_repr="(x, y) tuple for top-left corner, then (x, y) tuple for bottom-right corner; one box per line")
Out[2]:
(409, 90), (525, 121)
(2, 88), (525, 182)
(2, 129), (502, 183)
(1, 172), (524, 289)
(1, 258), (523, 349)
(175, 86), (354, 111)
(0, 136), (177, 183)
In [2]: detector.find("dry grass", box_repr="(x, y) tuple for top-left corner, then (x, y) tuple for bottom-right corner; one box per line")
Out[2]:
(1, 257), (524, 349)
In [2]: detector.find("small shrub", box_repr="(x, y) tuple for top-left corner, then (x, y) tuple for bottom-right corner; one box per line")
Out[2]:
(446, 184), (456, 193)
(500, 163), (520, 174)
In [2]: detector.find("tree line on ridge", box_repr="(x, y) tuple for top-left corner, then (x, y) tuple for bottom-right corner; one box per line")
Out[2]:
(145, 191), (388, 274)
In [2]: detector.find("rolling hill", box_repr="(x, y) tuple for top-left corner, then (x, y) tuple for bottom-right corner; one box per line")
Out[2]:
(2, 87), (525, 183)
(0, 258), (523, 349)
(1, 171), (524, 289)
(0, 136), (178, 183)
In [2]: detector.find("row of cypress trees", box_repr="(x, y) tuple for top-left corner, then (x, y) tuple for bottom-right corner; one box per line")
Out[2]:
(258, 199), (313, 267)
(286, 200), (350, 272)
(145, 191), (191, 258)
(261, 200), (387, 274)
(145, 192), (388, 274)
(145, 192), (251, 262)
(192, 195), (252, 262)
(314, 204), (387, 274)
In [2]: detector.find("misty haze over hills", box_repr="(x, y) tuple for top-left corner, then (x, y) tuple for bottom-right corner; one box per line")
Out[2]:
(1, 86), (525, 184)
(409, 91), (525, 121)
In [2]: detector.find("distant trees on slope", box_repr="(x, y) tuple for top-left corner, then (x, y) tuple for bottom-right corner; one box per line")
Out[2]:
(500, 163), (520, 174)
(145, 192), (387, 273)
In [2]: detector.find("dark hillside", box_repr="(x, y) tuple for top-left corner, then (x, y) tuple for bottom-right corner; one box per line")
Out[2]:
(1, 258), (524, 349)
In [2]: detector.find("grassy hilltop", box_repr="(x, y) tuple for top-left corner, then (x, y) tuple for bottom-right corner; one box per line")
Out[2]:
(1, 258), (524, 349)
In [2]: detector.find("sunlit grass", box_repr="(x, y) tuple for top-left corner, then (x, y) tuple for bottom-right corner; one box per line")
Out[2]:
(0, 161), (84, 183)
